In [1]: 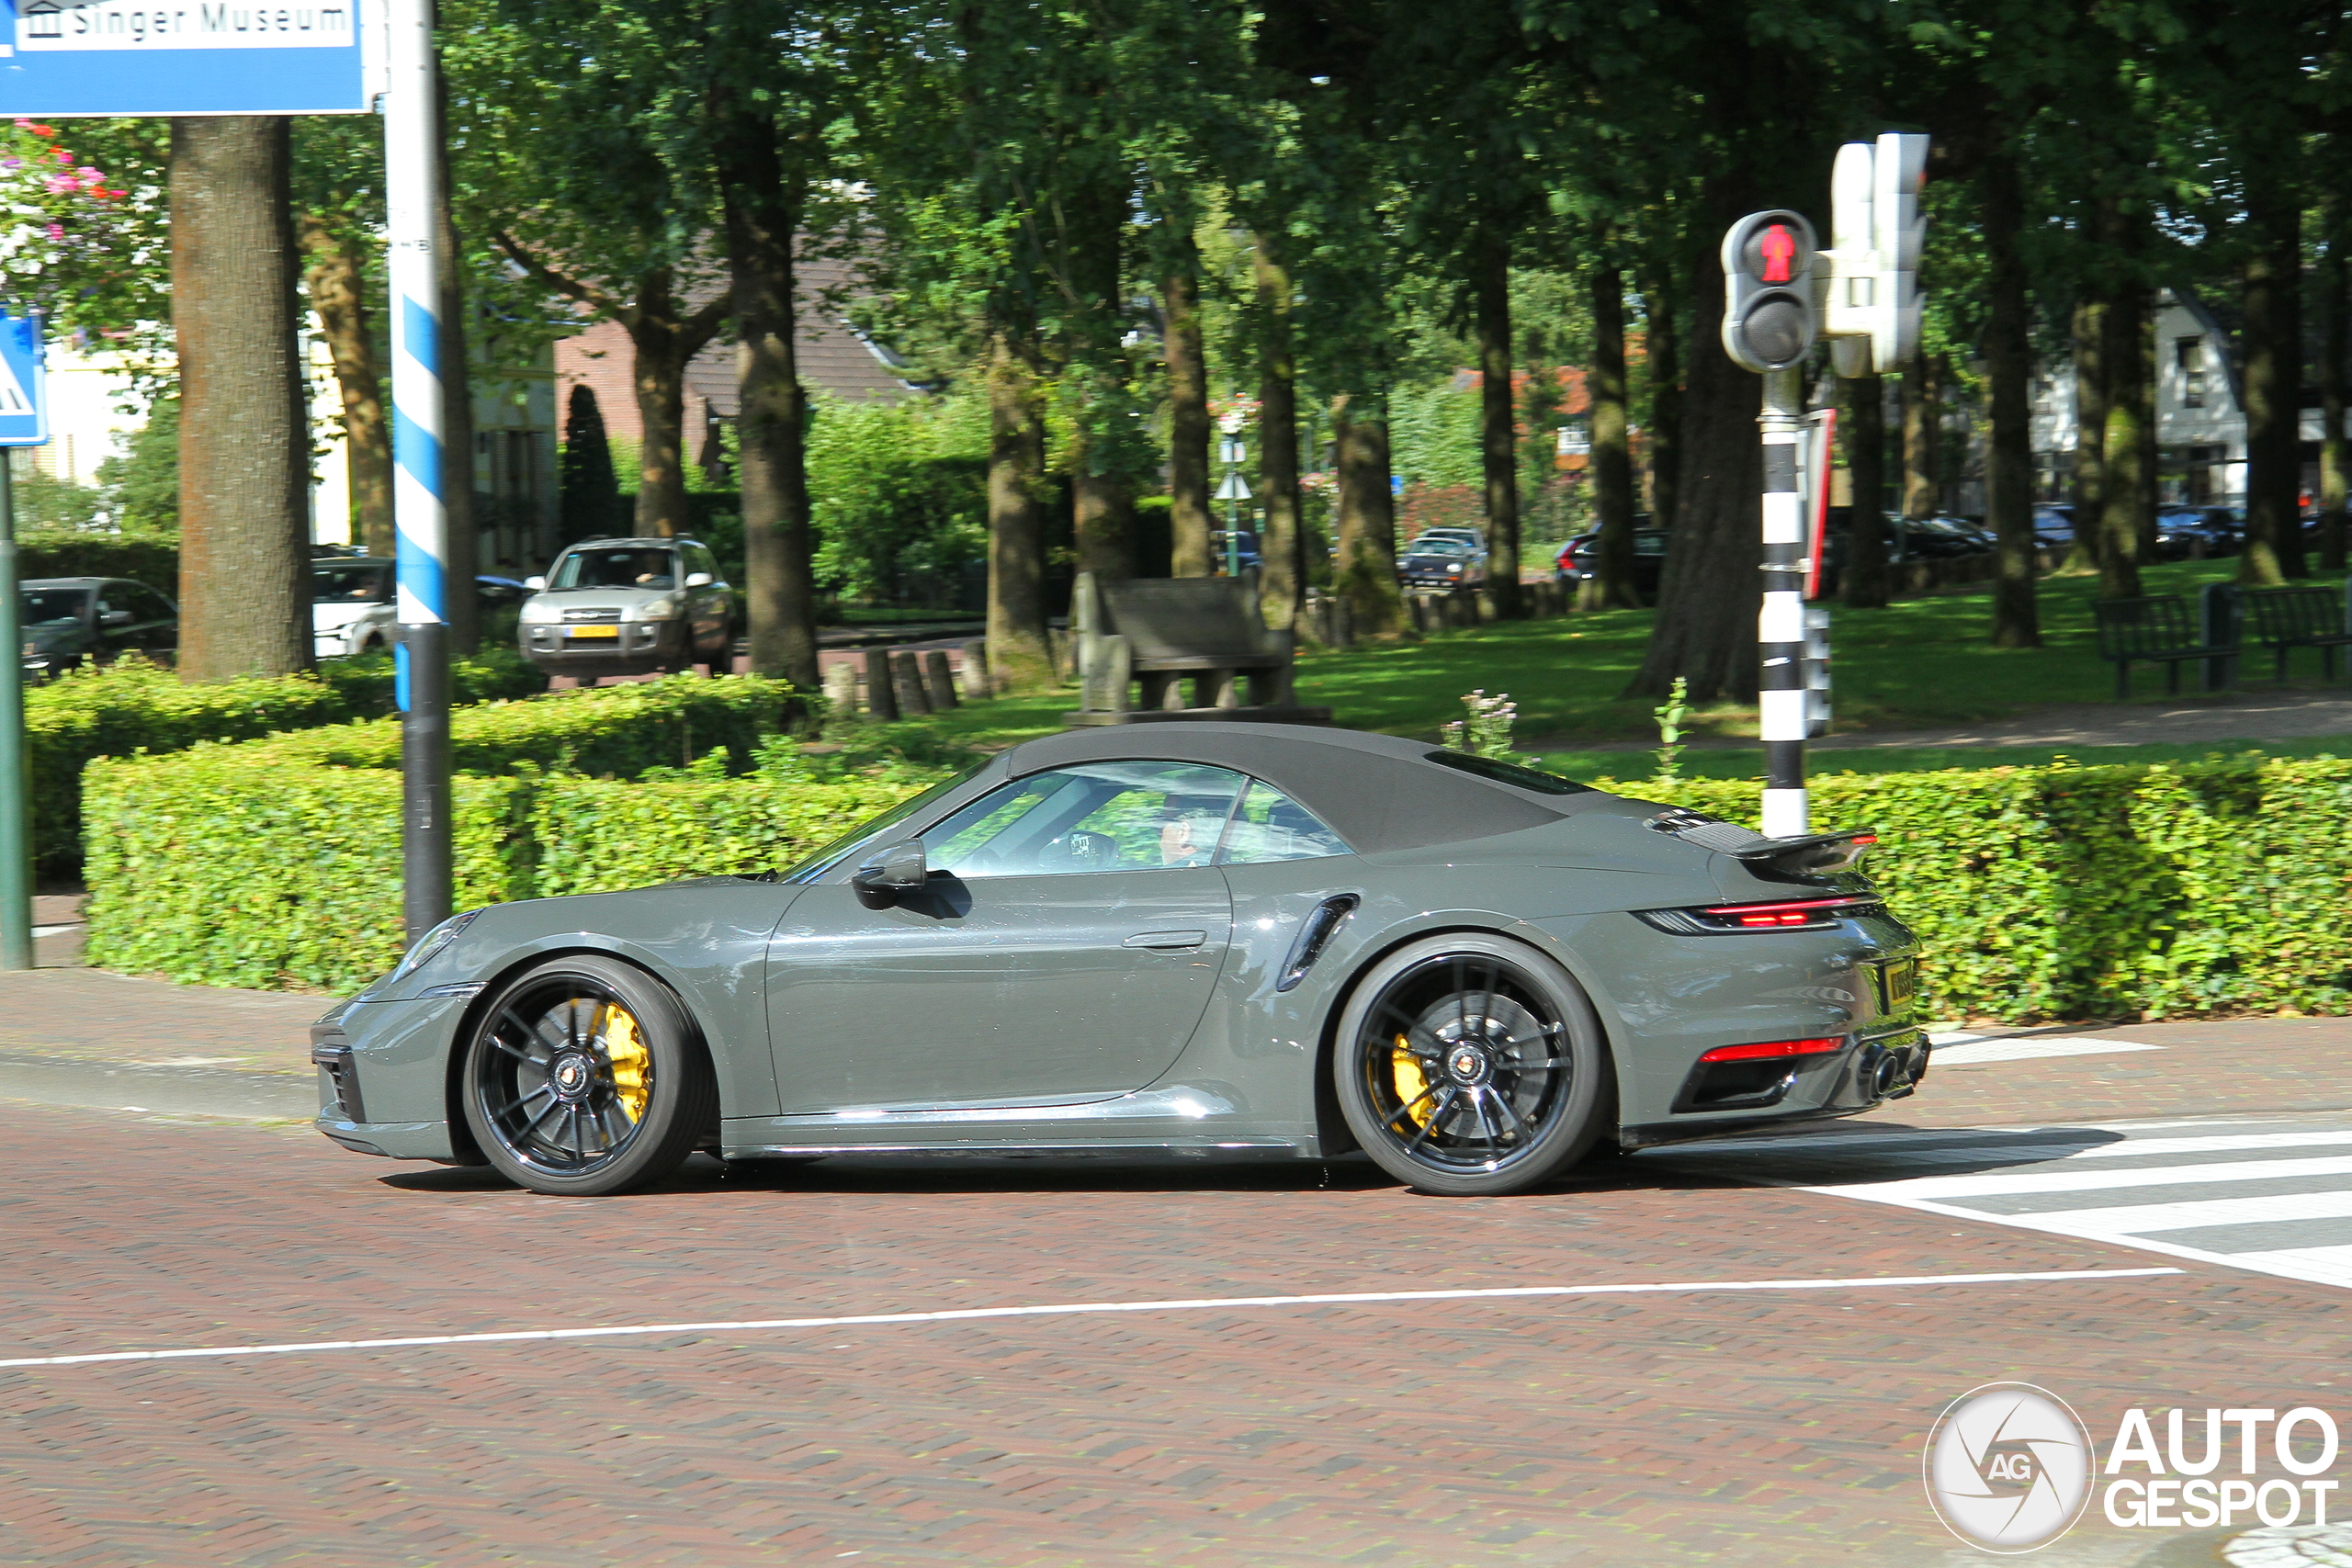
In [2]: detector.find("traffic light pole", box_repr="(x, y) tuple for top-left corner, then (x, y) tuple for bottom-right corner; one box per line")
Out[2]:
(1758, 367), (1810, 839)
(387, 0), (452, 942)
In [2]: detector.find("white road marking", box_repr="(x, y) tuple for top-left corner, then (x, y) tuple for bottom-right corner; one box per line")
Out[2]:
(1929, 1036), (2163, 1065)
(0, 1269), (2180, 1372)
(1654, 1118), (2352, 1292)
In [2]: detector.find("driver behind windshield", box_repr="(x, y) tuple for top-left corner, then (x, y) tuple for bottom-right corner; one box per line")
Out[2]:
(1159, 796), (1227, 867)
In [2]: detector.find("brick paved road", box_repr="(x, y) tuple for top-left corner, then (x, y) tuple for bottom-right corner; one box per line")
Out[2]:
(3, 1083), (2348, 1567)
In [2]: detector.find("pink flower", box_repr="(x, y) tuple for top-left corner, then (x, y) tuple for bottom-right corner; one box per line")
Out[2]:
(44, 223), (63, 242)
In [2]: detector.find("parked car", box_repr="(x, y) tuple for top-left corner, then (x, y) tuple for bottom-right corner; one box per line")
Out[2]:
(20, 577), (178, 681)
(1209, 528), (1262, 573)
(1895, 515), (1996, 559)
(2031, 504), (2077, 551)
(311, 722), (1923, 1197)
(1397, 536), (1487, 589)
(517, 536), (737, 678)
(312, 558), (545, 660)
(1555, 526), (1668, 598)
(2154, 506), (2243, 559)
(1413, 526), (1487, 553)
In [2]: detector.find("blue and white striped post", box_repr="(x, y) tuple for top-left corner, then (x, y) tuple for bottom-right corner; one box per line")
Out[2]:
(385, 0), (451, 941)
(1758, 367), (1809, 838)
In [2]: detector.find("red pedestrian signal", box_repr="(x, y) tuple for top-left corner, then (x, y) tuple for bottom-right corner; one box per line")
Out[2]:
(1721, 210), (1819, 373)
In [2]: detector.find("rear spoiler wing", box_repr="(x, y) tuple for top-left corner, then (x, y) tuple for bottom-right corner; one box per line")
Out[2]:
(1645, 810), (1879, 876)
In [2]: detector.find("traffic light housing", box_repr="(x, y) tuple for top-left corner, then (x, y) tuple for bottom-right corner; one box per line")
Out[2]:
(1720, 210), (1819, 373)
(1822, 133), (1928, 377)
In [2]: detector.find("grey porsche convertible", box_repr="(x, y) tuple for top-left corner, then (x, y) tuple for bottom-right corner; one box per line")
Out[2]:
(312, 723), (1926, 1198)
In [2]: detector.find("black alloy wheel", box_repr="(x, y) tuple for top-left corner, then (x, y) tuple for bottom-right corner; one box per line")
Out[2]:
(1332, 935), (1610, 1196)
(460, 954), (716, 1196)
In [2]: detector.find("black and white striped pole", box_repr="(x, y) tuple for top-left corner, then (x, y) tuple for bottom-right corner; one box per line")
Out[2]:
(1721, 211), (1821, 838)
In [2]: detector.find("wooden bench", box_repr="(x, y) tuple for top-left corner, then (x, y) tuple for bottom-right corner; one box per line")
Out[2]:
(2092, 594), (2235, 698)
(2239, 585), (2352, 682)
(1065, 572), (1332, 726)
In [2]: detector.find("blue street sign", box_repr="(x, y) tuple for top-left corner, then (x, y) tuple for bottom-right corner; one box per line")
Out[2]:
(0, 312), (43, 448)
(0, 0), (375, 117)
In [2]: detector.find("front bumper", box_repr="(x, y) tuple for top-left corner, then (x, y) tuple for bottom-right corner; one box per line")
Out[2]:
(520, 618), (686, 674)
(311, 993), (472, 1162)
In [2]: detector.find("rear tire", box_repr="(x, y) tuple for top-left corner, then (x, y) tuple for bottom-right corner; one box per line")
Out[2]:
(459, 955), (717, 1196)
(1332, 934), (1610, 1197)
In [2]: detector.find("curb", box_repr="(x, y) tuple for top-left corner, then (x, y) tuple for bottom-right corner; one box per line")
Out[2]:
(0, 1052), (316, 1121)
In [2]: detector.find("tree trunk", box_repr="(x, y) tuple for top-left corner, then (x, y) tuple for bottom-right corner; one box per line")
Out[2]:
(1332, 396), (1403, 636)
(2322, 225), (2349, 573)
(1900, 351), (1940, 520)
(1624, 291), (1760, 701)
(1254, 238), (1303, 630)
(718, 130), (818, 692)
(2098, 278), (2146, 600)
(2241, 186), (2303, 586)
(1982, 147), (2041, 647)
(1475, 235), (1521, 617)
(1840, 374), (1889, 608)
(296, 216), (393, 558)
(1073, 457), (1136, 581)
(1640, 263), (1681, 529)
(2137, 303), (2159, 563)
(1580, 264), (1640, 610)
(1163, 258), (1214, 578)
(2067, 297), (2108, 574)
(435, 78), (478, 655)
(171, 117), (310, 682)
(985, 330), (1052, 691)
(630, 270), (692, 541)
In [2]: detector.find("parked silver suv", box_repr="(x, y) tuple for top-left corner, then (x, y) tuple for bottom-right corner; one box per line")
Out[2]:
(518, 537), (736, 678)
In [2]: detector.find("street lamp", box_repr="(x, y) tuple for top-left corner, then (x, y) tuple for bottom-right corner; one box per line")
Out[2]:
(1215, 437), (1250, 578)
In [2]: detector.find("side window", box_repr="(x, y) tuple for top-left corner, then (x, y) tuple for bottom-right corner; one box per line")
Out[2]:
(922, 761), (1247, 878)
(684, 543), (719, 580)
(133, 585), (176, 620)
(1217, 780), (1350, 864)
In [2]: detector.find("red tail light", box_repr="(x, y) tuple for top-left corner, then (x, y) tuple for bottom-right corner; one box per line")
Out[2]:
(1699, 1037), (1843, 1063)
(1634, 895), (1883, 934)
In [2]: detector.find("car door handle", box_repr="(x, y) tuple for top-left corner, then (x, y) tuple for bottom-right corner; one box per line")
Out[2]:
(1123, 930), (1206, 950)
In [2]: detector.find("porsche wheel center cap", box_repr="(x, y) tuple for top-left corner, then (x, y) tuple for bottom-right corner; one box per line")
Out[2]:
(551, 1055), (593, 1098)
(1446, 1044), (1491, 1086)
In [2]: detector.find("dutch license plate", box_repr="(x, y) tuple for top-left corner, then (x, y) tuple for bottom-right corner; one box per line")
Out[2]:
(1877, 957), (1918, 1013)
(566, 625), (620, 639)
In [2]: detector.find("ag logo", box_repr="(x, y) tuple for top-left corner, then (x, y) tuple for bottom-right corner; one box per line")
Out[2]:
(1925, 1382), (2094, 1553)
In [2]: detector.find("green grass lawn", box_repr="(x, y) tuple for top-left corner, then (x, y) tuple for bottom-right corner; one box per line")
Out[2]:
(842, 558), (2352, 775)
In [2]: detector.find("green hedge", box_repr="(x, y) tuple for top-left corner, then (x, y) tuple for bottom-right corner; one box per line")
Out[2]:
(17, 532), (180, 594)
(1600, 756), (2352, 1022)
(26, 652), (545, 867)
(80, 675), (915, 991)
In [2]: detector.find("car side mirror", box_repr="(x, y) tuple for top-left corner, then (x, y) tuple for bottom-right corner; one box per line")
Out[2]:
(851, 839), (928, 909)
(101, 610), (133, 626)
(524, 575), (546, 592)
(684, 571), (715, 588)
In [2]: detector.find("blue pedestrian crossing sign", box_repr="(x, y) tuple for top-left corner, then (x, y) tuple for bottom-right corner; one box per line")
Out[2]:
(0, 0), (378, 117)
(0, 312), (45, 448)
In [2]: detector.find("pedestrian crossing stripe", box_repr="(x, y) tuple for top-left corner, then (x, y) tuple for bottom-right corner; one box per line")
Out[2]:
(1646, 1118), (2352, 1293)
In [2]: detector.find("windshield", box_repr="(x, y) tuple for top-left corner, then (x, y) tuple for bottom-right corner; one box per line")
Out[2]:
(21, 589), (87, 627)
(780, 758), (994, 884)
(312, 563), (393, 604)
(551, 547), (678, 591)
(1408, 539), (1476, 558)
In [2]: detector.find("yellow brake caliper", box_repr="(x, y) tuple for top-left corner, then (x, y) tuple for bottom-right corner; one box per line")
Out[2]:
(598, 1004), (651, 1123)
(1392, 1033), (1428, 1127)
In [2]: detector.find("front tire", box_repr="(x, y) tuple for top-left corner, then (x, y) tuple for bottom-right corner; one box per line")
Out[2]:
(1332, 934), (1610, 1196)
(460, 955), (716, 1196)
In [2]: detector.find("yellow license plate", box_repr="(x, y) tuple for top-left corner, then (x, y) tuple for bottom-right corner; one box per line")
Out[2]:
(566, 625), (620, 639)
(1878, 958), (1917, 1012)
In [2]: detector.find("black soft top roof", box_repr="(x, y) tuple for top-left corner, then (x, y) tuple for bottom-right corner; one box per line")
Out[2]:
(1002, 722), (1598, 854)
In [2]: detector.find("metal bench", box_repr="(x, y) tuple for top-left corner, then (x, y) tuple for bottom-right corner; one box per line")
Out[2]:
(2092, 594), (2235, 698)
(1065, 571), (1332, 726)
(2239, 584), (2352, 682)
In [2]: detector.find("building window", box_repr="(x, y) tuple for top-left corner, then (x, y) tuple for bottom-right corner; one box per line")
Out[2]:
(2177, 337), (2207, 409)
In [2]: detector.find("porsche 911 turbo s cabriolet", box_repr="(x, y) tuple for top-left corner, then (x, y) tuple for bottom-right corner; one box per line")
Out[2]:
(313, 724), (1926, 1198)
